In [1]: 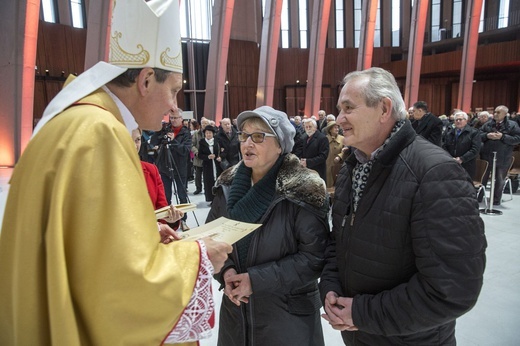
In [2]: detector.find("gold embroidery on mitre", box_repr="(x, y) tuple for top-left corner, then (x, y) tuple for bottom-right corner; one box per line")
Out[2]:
(110, 31), (150, 66)
(160, 45), (183, 71)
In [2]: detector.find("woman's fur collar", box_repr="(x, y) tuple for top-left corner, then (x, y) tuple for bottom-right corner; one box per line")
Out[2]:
(216, 153), (327, 209)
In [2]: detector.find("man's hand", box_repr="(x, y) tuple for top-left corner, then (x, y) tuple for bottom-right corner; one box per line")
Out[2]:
(487, 132), (503, 140)
(158, 223), (182, 244)
(202, 237), (232, 273)
(322, 291), (358, 331)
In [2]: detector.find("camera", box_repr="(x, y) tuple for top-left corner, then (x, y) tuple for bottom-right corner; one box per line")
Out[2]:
(160, 122), (173, 142)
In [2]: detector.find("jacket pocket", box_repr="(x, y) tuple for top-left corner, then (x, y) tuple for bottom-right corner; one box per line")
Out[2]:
(287, 289), (322, 315)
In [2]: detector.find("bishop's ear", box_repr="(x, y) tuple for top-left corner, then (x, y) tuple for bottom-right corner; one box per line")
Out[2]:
(137, 68), (155, 96)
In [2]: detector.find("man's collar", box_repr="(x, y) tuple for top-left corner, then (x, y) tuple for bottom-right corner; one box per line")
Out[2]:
(102, 86), (138, 135)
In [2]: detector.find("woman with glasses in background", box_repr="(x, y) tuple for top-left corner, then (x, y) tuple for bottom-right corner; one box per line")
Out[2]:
(206, 106), (330, 346)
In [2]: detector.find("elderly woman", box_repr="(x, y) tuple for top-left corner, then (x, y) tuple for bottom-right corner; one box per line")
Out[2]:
(206, 106), (330, 346)
(324, 121), (345, 188)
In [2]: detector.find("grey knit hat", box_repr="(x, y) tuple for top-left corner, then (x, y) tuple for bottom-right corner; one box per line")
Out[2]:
(237, 106), (296, 154)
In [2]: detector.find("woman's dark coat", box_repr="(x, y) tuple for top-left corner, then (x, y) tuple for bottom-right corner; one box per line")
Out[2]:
(207, 154), (330, 346)
(198, 138), (220, 202)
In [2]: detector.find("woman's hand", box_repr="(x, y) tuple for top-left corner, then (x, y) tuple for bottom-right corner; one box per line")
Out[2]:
(209, 154), (216, 160)
(224, 271), (252, 306)
(162, 205), (184, 223)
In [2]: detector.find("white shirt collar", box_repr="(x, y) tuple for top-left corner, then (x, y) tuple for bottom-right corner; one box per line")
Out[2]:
(102, 85), (138, 135)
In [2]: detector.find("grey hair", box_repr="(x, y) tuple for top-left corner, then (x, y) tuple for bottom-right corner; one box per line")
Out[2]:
(454, 111), (468, 120)
(326, 114), (335, 121)
(303, 118), (317, 128)
(479, 111), (491, 119)
(496, 105), (509, 113)
(342, 67), (407, 121)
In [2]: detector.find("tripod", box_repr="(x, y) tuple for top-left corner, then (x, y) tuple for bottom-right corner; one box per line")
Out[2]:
(157, 141), (200, 227)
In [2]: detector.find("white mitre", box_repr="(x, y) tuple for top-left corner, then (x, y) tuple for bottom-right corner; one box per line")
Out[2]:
(32, 0), (183, 137)
(110, 0), (182, 73)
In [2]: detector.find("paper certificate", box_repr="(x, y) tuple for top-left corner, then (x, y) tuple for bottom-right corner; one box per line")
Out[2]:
(179, 217), (262, 245)
(155, 203), (197, 219)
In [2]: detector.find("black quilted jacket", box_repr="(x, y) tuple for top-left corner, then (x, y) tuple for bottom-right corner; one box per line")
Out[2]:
(319, 120), (487, 345)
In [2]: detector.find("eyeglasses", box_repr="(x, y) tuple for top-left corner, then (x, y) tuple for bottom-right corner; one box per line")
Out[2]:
(237, 131), (277, 143)
(455, 118), (466, 121)
(170, 116), (183, 120)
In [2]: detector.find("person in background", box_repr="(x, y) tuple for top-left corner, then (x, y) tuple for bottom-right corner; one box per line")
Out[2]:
(411, 101), (443, 146)
(0, 0), (232, 344)
(217, 117), (241, 171)
(133, 127), (188, 232)
(324, 121), (345, 188)
(151, 108), (192, 231)
(294, 118), (330, 182)
(479, 105), (520, 205)
(192, 118), (209, 195)
(199, 125), (221, 203)
(317, 109), (328, 131)
(472, 111), (492, 130)
(132, 128), (168, 210)
(207, 106), (330, 346)
(293, 115), (304, 134)
(320, 67), (486, 345)
(442, 111), (482, 178)
(407, 106), (414, 120)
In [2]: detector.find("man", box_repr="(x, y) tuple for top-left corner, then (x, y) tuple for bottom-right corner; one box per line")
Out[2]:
(294, 118), (329, 182)
(151, 108), (192, 230)
(317, 109), (328, 131)
(411, 101), (443, 146)
(319, 67), (486, 345)
(192, 118), (209, 195)
(442, 111), (482, 178)
(216, 117), (241, 170)
(479, 105), (520, 205)
(472, 110), (491, 130)
(407, 106), (414, 119)
(293, 115), (304, 134)
(0, 1), (232, 344)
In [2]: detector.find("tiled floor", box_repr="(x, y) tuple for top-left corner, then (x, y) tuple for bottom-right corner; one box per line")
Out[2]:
(1, 168), (519, 345)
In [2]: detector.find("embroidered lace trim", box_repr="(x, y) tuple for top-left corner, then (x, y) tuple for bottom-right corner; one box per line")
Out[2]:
(163, 240), (215, 343)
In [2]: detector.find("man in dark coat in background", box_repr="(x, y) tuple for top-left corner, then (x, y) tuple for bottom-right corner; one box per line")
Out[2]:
(151, 108), (192, 229)
(319, 67), (486, 345)
(411, 100), (443, 146)
(216, 117), (241, 170)
(479, 105), (520, 205)
(293, 118), (329, 182)
(442, 110), (482, 178)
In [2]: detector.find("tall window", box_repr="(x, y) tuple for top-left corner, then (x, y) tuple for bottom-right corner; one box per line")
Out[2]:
(41, 0), (57, 23)
(431, 0), (441, 42)
(180, 0), (214, 40)
(498, 0), (510, 28)
(374, 1), (381, 48)
(70, 0), (84, 28)
(353, 0), (362, 48)
(299, 0), (308, 48)
(281, 0), (290, 48)
(335, 0), (344, 48)
(391, 0), (400, 47)
(452, 0), (463, 38)
(479, 0), (486, 32)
